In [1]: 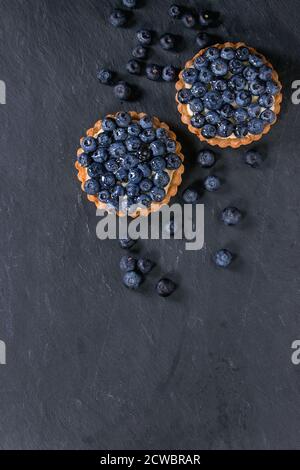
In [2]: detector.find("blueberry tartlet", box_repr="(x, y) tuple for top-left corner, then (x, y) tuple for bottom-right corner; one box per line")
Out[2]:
(75, 112), (184, 217)
(176, 42), (282, 148)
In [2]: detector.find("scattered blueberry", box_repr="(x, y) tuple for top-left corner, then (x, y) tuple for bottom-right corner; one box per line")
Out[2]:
(160, 33), (175, 50)
(146, 64), (162, 81)
(156, 278), (176, 297)
(120, 255), (137, 272)
(204, 175), (221, 191)
(119, 237), (137, 249)
(197, 150), (216, 168)
(137, 258), (154, 274)
(199, 10), (218, 27)
(123, 271), (143, 289)
(109, 9), (127, 27)
(114, 81), (132, 100)
(97, 69), (114, 85)
(122, 0), (136, 8)
(162, 65), (177, 82)
(196, 32), (211, 49)
(168, 4), (182, 19)
(244, 149), (263, 168)
(132, 45), (147, 60)
(221, 207), (242, 226)
(213, 249), (233, 268)
(126, 59), (141, 75)
(182, 12), (196, 28)
(136, 29), (152, 45)
(182, 187), (199, 204)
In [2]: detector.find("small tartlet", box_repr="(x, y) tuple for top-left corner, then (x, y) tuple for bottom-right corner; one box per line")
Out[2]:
(176, 42), (283, 148)
(75, 111), (184, 217)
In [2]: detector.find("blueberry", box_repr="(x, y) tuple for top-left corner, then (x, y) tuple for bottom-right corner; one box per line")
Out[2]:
(123, 271), (143, 290)
(137, 258), (154, 274)
(194, 56), (209, 70)
(213, 249), (233, 268)
(203, 91), (223, 110)
(101, 173), (116, 188)
(197, 150), (216, 168)
(105, 159), (119, 173)
(266, 80), (280, 95)
(234, 108), (248, 123)
(191, 113), (206, 129)
(84, 179), (100, 195)
(166, 139), (176, 153)
(201, 124), (217, 139)
(220, 47), (235, 60)
(136, 194), (152, 207)
(162, 65), (177, 82)
(247, 103), (261, 118)
(249, 54), (264, 68)
(109, 142), (126, 159)
(204, 175), (221, 191)
(217, 120), (234, 138)
(259, 65), (273, 81)
(138, 163), (152, 177)
(189, 98), (204, 113)
(132, 45), (147, 60)
(109, 9), (127, 27)
(140, 128), (156, 143)
(236, 90), (252, 107)
(97, 69), (113, 85)
(128, 122), (141, 136)
(92, 148), (109, 163)
(243, 66), (258, 82)
(204, 47), (220, 61)
(98, 132), (112, 147)
(128, 168), (143, 184)
(139, 178), (153, 192)
(153, 171), (170, 188)
(98, 189), (111, 203)
(126, 136), (142, 152)
(77, 152), (92, 167)
(220, 104), (234, 119)
(205, 111), (220, 125)
(258, 93), (274, 108)
(136, 145), (151, 162)
(113, 127), (127, 141)
(168, 4), (182, 19)
(182, 187), (199, 204)
(191, 82), (207, 98)
(119, 237), (137, 249)
(122, 0), (136, 8)
(116, 167), (128, 182)
(136, 29), (152, 45)
(87, 162), (105, 179)
(126, 59), (141, 75)
(222, 90), (235, 104)
(150, 156), (166, 172)
(199, 10), (218, 27)
(81, 136), (97, 153)
(249, 79), (266, 96)
(235, 46), (250, 61)
(156, 127), (168, 140)
(196, 32), (211, 49)
(150, 187), (166, 202)
(182, 12), (196, 28)
(165, 153), (182, 170)
(146, 64), (162, 80)
(229, 59), (244, 75)
(150, 140), (166, 156)
(234, 124), (248, 138)
(114, 81), (132, 100)
(260, 109), (276, 123)
(211, 58), (228, 76)
(120, 255), (136, 272)
(126, 183), (140, 197)
(248, 118), (265, 135)
(182, 68), (198, 85)
(221, 207), (242, 226)
(160, 33), (175, 50)
(102, 117), (117, 132)
(199, 66), (214, 83)
(156, 278), (176, 297)
(228, 75), (246, 91)
(122, 154), (139, 169)
(211, 79), (227, 92)
(244, 149), (263, 167)
(177, 88), (192, 104)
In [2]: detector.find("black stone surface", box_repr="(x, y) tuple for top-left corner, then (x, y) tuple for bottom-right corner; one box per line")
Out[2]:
(0, 0), (300, 450)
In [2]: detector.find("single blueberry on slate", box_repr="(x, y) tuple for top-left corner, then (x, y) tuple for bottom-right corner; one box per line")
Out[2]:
(114, 81), (132, 100)
(199, 10), (218, 27)
(168, 4), (182, 19)
(160, 33), (175, 50)
(162, 65), (177, 82)
(146, 64), (162, 81)
(119, 237), (137, 249)
(120, 255), (137, 272)
(213, 249), (233, 268)
(109, 9), (127, 27)
(123, 271), (143, 289)
(137, 258), (154, 274)
(182, 12), (196, 28)
(126, 59), (141, 75)
(136, 29), (152, 45)
(204, 175), (221, 191)
(244, 149), (263, 168)
(156, 278), (176, 297)
(182, 188), (199, 204)
(122, 0), (137, 9)
(97, 69), (114, 85)
(132, 45), (148, 60)
(221, 207), (242, 226)
(197, 150), (216, 168)
(196, 32), (211, 49)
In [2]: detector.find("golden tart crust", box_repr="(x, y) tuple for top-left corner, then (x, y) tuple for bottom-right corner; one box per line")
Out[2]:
(175, 42), (283, 148)
(75, 111), (184, 218)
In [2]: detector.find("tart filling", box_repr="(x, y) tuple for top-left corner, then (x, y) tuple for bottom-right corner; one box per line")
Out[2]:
(75, 112), (184, 217)
(176, 42), (282, 148)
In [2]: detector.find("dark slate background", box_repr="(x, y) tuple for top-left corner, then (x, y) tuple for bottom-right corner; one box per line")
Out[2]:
(0, 0), (300, 450)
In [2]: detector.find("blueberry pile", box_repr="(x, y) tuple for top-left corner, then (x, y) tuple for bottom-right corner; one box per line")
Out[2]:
(78, 112), (183, 212)
(177, 45), (281, 139)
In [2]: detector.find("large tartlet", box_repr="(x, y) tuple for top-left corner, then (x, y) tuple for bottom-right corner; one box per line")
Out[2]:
(75, 112), (184, 217)
(176, 42), (283, 148)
